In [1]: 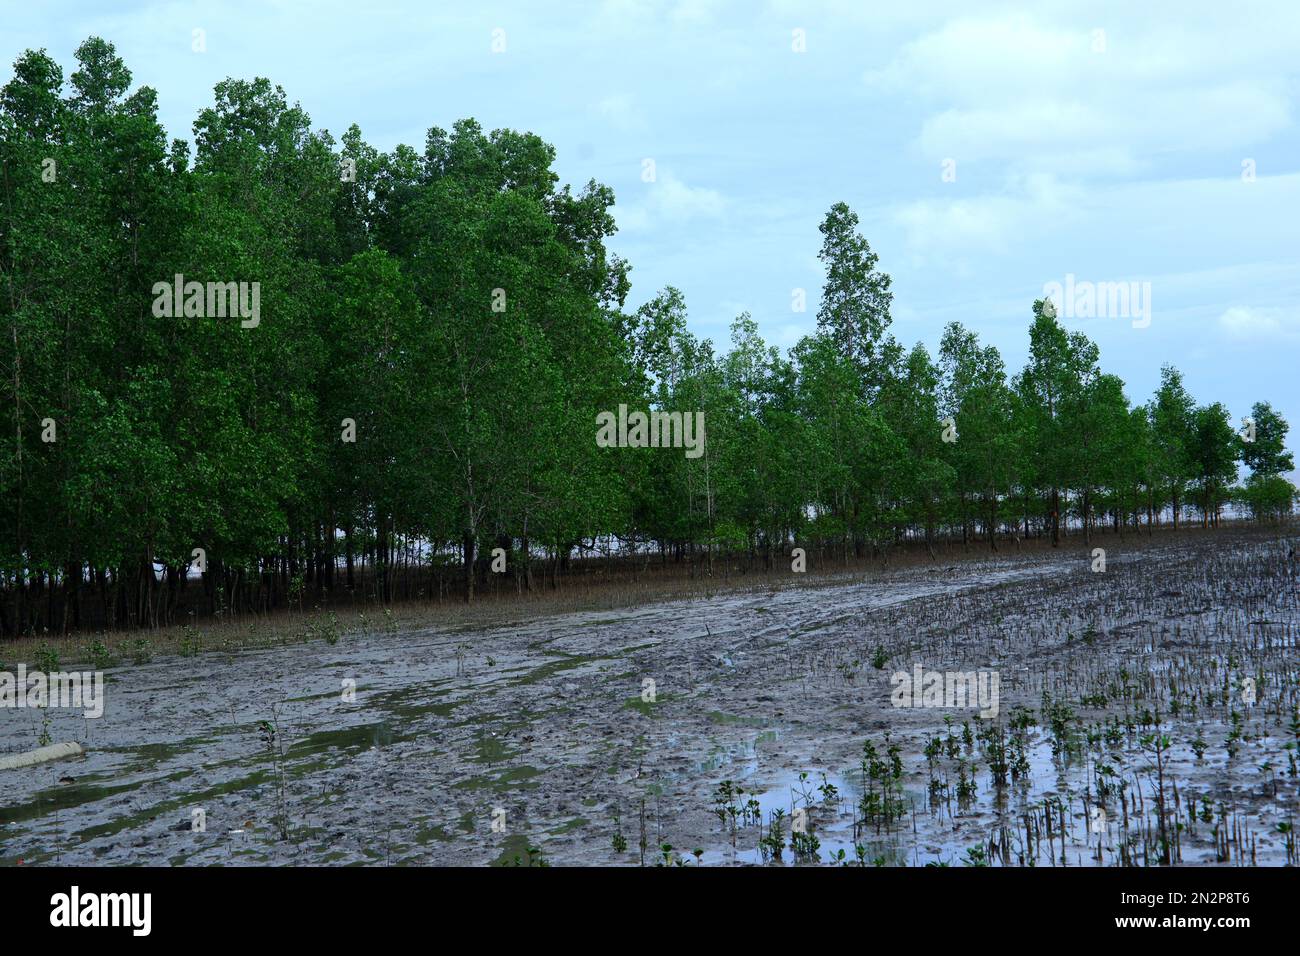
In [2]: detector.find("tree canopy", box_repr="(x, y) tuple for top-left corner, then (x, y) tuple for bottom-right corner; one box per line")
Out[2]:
(1, 39), (1293, 635)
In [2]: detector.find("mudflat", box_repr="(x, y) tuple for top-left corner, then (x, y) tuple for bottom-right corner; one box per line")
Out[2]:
(2, 527), (1295, 867)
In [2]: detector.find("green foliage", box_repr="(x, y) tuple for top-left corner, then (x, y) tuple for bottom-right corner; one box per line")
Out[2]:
(1241, 401), (1294, 478)
(1235, 473), (1297, 522)
(82, 639), (115, 669)
(0, 39), (1290, 637)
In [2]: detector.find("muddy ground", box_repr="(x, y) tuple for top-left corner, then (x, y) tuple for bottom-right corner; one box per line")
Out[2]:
(2, 527), (1297, 866)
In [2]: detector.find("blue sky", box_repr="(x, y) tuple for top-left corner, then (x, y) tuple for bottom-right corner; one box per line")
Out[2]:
(6, 1), (1299, 464)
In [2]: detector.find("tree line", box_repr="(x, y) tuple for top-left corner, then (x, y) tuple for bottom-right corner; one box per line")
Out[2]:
(1, 39), (1294, 636)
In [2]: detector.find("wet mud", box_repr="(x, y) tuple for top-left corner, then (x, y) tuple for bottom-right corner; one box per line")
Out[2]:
(2, 529), (1296, 866)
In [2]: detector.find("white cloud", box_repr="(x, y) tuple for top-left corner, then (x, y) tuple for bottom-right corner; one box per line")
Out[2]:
(891, 173), (1083, 264)
(865, 12), (1296, 175)
(891, 170), (1300, 277)
(616, 170), (726, 231)
(669, 0), (722, 25)
(593, 94), (647, 133)
(597, 0), (724, 30)
(1218, 306), (1294, 340)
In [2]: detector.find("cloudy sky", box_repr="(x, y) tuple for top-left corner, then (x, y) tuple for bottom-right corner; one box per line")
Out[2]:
(6, 1), (1299, 460)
